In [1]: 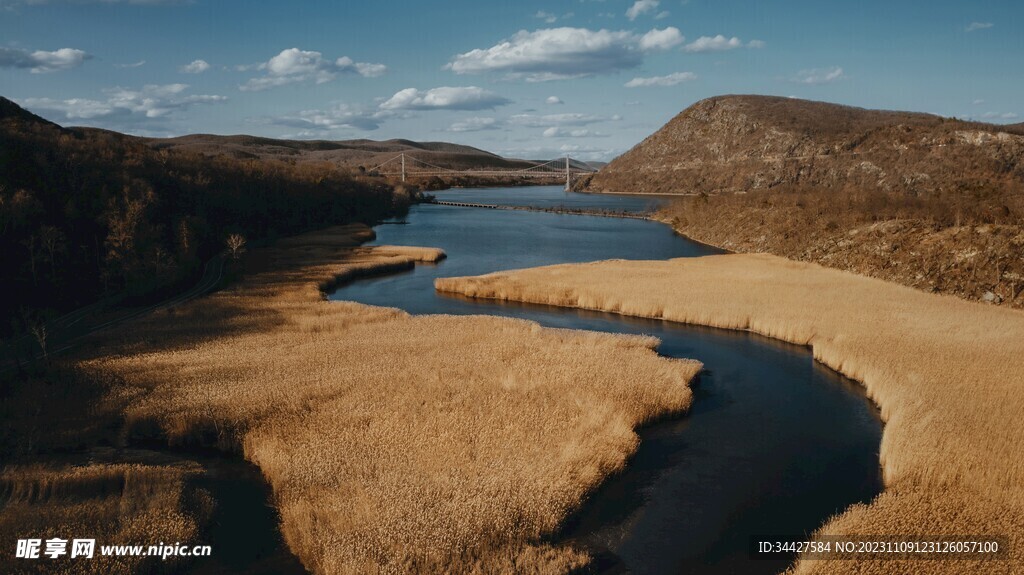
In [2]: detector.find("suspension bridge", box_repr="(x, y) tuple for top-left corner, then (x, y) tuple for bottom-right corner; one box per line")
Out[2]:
(366, 153), (597, 191)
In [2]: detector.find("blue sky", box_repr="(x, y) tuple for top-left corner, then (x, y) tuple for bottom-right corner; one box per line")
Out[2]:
(1, 0), (1021, 160)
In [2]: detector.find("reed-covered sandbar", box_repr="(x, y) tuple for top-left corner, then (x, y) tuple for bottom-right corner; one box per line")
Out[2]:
(76, 224), (700, 574)
(436, 253), (1024, 574)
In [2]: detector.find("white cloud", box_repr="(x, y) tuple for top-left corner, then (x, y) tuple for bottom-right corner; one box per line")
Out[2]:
(546, 96), (564, 105)
(22, 97), (113, 119)
(534, 10), (572, 23)
(655, 10), (670, 19)
(448, 116), (500, 132)
(683, 35), (743, 52)
(972, 99), (986, 105)
(23, 83), (226, 123)
(792, 66), (845, 85)
(180, 59), (210, 74)
(379, 86), (510, 111)
(241, 48), (386, 91)
(542, 127), (606, 138)
(639, 27), (684, 50)
(497, 143), (622, 162)
(269, 103), (384, 133)
(0, 47), (91, 73)
(624, 71), (696, 87)
(626, 0), (658, 20)
(115, 60), (146, 68)
(536, 10), (557, 23)
(679, 36), (764, 53)
(980, 111), (1019, 120)
(447, 26), (682, 81)
(966, 22), (994, 32)
(509, 112), (620, 127)
(106, 83), (226, 117)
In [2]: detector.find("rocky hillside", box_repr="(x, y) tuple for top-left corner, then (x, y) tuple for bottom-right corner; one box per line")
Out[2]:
(588, 95), (1024, 196)
(593, 95), (1024, 308)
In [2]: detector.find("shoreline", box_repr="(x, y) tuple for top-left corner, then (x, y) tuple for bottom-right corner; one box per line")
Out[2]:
(648, 212), (736, 254)
(435, 254), (1024, 573)
(76, 224), (702, 574)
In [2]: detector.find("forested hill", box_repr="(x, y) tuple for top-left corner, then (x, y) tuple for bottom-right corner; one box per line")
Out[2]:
(0, 96), (406, 339)
(146, 134), (536, 172)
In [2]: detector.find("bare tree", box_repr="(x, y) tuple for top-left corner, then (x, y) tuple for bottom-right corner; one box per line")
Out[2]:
(226, 233), (247, 260)
(178, 219), (192, 254)
(21, 234), (39, 286)
(40, 225), (66, 281)
(29, 322), (47, 362)
(19, 308), (49, 362)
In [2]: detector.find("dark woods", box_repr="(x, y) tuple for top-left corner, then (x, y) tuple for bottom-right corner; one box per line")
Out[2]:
(0, 98), (410, 340)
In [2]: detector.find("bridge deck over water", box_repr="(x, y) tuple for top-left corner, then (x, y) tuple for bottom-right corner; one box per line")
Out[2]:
(428, 200), (652, 220)
(371, 153), (596, 191)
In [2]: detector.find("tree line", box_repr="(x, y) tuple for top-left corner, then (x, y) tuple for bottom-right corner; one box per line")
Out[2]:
(0, 102), (411, 340)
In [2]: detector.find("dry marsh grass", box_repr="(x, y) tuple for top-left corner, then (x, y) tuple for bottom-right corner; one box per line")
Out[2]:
(0, 459), (208, 574)
(436, 254), (1024, 574)
(82, 224), (701, 573)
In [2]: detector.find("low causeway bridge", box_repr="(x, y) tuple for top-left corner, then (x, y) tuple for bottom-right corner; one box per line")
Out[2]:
(428, 200), (652, 220)
(370, 153), (597, 191)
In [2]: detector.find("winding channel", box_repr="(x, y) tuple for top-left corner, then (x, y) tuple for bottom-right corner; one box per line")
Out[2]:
(329, 186), (883, 575)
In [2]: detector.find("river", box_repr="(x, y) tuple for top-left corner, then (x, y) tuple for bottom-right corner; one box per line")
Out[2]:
(329, 186), (883, 575)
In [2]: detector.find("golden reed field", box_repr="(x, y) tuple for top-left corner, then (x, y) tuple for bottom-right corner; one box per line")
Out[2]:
(65, 224), (699, 574)
(0, 457), (206, 575)
(436, 254), (1024, 575)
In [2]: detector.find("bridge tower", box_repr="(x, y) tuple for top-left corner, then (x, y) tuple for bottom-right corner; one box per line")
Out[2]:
(565, 155), (571, 192)
(401, 152), (406, 183)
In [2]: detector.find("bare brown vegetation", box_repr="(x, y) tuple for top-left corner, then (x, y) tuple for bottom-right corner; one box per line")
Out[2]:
(0, 457), (209, 574)
(436, 254), (1024, 574)
(70, 224), (700, 573)
(661, 188), (1024, 307)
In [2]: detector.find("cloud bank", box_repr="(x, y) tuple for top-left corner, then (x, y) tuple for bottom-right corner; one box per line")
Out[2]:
(180, 59), (210, 74)
(0, 47), (90, 73)
(447, 26), (683, 81)
(624, 71), (696, 87)
(379, 87), (510, 111)
(23, 83), (226, 125)
(241, 48), (386, 91)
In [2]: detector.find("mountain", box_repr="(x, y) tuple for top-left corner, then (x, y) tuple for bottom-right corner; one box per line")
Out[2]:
(144, 134), (541, 172)
(0, 97), (62, 127)
(598, 95), (1024, 308)
(586, 95), (1024, 196)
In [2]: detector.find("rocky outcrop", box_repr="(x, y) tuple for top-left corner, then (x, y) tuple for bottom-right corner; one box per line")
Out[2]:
(588, 95), (1024, 196)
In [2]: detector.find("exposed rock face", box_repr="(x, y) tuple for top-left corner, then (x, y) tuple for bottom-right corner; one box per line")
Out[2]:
(588, 95), (1024, 196)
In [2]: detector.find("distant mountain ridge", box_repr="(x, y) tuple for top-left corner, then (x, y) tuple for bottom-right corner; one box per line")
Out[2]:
(145, 134), (537, 171)
(587, 95), (1024, 196)
(2, 96), (574, 173)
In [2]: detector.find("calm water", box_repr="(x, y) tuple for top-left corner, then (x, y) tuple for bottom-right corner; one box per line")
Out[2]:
(330, 187), (882, 575)
(431, 186), (667, 213)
